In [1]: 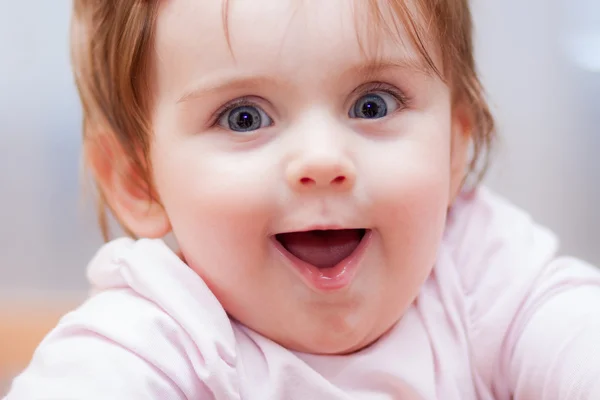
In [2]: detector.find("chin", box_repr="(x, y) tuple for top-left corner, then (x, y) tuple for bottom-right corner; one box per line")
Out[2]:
(281, 319), (389, 355)
(319, 338), (377, 356)
(304, 333), (381, 356)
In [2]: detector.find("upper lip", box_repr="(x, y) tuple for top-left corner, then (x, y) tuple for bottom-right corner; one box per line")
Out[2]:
(273, 225), (368, 235)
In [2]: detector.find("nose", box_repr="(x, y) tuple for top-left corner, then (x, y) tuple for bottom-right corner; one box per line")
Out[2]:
(286, 152), (356, 192)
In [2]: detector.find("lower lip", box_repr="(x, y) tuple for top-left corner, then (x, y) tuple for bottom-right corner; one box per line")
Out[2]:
(271, 230), (372, 292)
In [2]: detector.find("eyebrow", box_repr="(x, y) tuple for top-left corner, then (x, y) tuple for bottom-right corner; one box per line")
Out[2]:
(177, 75), (290, 104)
(176, 57), (431, 104)
(350, 57), (433, 80)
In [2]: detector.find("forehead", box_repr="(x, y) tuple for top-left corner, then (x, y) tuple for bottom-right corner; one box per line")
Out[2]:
(153, 0), (437, 96)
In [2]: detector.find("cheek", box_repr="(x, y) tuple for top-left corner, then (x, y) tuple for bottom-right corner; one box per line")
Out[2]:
(150, 138), (277, 269)
(374, 165), (448, 276)
(154, 138), (272, 215)
(364, 130), (452, 220)
(363, 132), (451, 281)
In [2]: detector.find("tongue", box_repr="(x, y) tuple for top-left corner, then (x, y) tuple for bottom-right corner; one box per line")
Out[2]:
(276, 229), (364, 268)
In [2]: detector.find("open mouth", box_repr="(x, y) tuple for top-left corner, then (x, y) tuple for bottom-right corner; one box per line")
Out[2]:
(275, 229), (367, 269)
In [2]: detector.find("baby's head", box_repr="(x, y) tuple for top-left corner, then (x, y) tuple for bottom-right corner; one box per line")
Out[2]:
(72, 0), (494, 354)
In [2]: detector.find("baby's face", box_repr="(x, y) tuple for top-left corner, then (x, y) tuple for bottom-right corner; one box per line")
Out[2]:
(149, 0), (464, 354)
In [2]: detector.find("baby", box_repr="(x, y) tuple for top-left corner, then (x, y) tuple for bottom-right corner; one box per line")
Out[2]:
(6, 0), (600, 399)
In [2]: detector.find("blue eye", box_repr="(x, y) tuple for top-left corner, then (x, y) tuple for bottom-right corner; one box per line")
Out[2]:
(350, 92), (399, 119)
(218, 105), (272, 133)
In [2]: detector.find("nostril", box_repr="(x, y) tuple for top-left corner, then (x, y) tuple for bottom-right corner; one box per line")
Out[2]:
(332, 176), (346, 185)
(297, 175), (349, 188)
(300, 177), (315, 185)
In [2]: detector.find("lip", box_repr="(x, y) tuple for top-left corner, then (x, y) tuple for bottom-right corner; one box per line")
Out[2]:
(271, 229), (372, 292)
(276, 224), (356, 234)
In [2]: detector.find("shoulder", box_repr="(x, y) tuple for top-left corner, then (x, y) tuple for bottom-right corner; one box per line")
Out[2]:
(441, 187), (559, 300)
(438, 187), (600, 393)
(86, 237), (240, 379)
(87, 238), (236, 344)
(6, 238), (241, 399)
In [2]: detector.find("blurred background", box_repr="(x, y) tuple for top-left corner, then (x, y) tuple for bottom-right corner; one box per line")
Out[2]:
(0, 0), (599, 393)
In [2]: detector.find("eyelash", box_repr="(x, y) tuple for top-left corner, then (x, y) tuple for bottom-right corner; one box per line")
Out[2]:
(209, 82), (409, 127)
(210, 97), (262, 127)
(355, 82), (409, 109)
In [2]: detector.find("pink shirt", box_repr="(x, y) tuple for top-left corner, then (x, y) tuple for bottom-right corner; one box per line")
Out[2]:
(6, 188), (600, 399)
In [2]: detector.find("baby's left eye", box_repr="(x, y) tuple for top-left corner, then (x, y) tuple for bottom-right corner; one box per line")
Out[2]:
(349, 92), (399, 119)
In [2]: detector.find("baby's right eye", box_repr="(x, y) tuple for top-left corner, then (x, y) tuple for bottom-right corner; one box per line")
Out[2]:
(217, 103), (273, 134)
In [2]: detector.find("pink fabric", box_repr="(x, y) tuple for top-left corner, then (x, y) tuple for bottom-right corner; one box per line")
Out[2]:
(6, 187), (600, 399)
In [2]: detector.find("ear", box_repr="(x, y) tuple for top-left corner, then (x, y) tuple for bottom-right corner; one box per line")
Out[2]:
(448, 104), (472, 205)
(85, 134), (171, 239)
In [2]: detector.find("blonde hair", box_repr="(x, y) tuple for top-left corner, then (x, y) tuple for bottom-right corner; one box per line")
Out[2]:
(71, 0), (495, 241)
